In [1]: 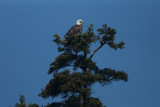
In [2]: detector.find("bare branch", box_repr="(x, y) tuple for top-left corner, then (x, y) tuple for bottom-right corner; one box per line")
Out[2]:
(89, 43), (104, 59)
(68, 64), (75, 67)
(97, 36), (103, 44)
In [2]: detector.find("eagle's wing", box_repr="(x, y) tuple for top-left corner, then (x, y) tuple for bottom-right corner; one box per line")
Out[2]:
(65, 25), (82, 38)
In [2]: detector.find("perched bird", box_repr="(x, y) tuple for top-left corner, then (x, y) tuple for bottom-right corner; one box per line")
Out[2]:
(64, 19), (83, 39)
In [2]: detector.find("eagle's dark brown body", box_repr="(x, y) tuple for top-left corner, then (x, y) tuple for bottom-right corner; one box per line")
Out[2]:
(65, 24), (82, 37)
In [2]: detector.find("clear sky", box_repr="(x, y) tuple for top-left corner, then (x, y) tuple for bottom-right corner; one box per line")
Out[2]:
(0, 0), (160, 107)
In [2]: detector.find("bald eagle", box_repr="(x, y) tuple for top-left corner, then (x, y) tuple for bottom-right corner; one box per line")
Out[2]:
(64, 19), (83, 39)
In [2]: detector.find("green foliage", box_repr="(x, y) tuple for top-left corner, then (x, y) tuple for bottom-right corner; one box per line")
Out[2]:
(39, 70), (100, 98)
(15, 95), (39, 107)
(15, 95), (26, 107)
(15, 24), (127, 107)
(39, 24), (128, 106)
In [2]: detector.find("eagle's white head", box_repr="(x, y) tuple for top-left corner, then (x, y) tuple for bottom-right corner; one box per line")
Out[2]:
(76, 19), (83, 25)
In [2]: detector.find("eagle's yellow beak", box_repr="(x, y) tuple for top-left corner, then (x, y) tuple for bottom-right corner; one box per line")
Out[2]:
(80, 21), (83, 23)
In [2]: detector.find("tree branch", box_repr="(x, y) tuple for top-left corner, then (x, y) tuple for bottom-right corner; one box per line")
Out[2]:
(89, 43), (104, 59)
(97, 36), (102, 44)
(68, 64), (75, 67)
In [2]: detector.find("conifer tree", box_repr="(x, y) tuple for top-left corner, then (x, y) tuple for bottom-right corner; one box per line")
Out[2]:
(38, 24), (128, 107)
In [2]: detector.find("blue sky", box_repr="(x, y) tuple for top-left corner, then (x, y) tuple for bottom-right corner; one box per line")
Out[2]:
(0, 0), (160, 107)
